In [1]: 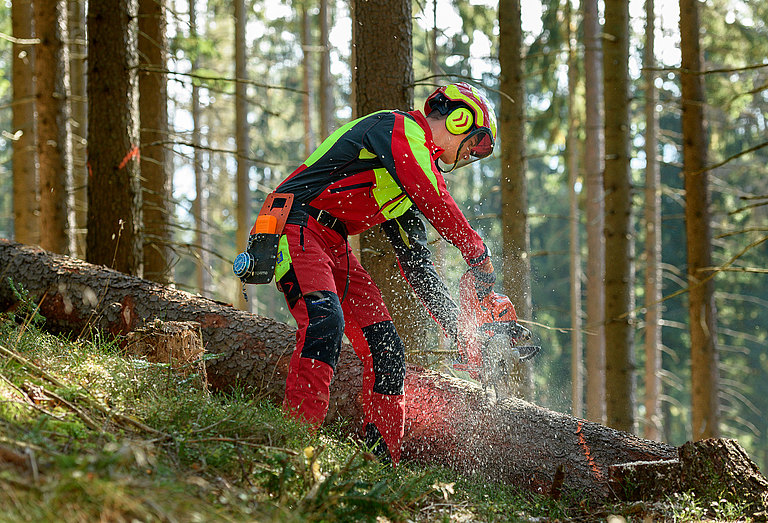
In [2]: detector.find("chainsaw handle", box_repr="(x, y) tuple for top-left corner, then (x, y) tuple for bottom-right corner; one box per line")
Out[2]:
(478, 321), (531, 341)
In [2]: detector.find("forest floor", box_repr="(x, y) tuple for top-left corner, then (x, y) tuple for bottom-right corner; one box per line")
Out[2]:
(0, 298), (755, 522)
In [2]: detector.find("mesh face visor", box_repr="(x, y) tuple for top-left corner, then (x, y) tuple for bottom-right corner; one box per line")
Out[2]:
(437, 127), (495, 173)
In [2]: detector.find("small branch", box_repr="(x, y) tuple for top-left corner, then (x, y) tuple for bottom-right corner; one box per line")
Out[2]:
(147, 139), (282, 167)
(138, 65), (306, 95)
(42, 388), (101, 432)
(595, 234), (768, 328)
(729, 200), (768, 217)
(716, 227), (768, 239)
(0, 343), (166, 437)
(702, 266), (768, 275)
(645, 62), (768, 75)
(0, 342), (67, 390)
(0, 32), (38, 45)
(692, 140), (768, 177)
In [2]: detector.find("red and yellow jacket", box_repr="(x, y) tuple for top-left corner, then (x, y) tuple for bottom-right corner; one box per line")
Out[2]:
(277, 109), (487, 263)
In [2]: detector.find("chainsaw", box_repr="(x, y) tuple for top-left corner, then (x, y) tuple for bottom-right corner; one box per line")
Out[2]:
(454, 271), (541, 399)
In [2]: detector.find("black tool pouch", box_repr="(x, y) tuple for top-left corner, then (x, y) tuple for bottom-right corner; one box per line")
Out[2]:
(233, 193), (294, 285)
(233, 233), (281, 284)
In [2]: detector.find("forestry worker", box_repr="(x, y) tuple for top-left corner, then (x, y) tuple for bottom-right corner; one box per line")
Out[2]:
(234, 82), (498, 465)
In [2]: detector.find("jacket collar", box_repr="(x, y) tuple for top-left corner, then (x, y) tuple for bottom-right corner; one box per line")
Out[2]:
(407, 109), (445, 160)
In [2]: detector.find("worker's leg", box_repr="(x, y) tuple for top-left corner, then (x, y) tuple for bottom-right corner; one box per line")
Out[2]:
(337, 249), (406, 464)
(278, 223), (344, 427)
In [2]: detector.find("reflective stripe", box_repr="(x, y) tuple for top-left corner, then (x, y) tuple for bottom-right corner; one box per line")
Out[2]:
(359, 147), (377, 160)
(275, 235), (292, 281)
(303, 110), (388, 168)
(402, 117), (441, 194)
(372, 168), (413, 220)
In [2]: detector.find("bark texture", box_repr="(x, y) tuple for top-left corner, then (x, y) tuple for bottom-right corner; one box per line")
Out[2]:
(0, 240), (681, 500)
(139, 0), (172, 284)
(602, 0), (635, 432)
(35, 0), (73, 255)
(352, 0), (432, 356)
(680, 0), (720, 441)
(499, 0), (533, 398)
(610, 439), (768, 517)
(69, 0), (88, 258)
(86, 0), (142, 275)
(643, 0), (663, 441)
(319, 0), (334, 141)
(189, 0), (210, 297)
(582, 0), (606, 425)
(125, 320), (207, 387)
(566, 2), (582, 418)
(234, 0), (251, 312)
(12, 0), (38, 246)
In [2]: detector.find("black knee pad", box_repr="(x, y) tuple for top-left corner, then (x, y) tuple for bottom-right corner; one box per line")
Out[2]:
(361, 321), (405, 395)
(300, 291), (345, 370)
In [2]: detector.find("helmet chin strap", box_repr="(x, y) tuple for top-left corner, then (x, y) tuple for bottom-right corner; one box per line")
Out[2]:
(436, 132), (478, 173)
(436, 157), (459, 173)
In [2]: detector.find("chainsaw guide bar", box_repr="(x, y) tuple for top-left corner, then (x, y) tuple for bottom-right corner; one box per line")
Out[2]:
(455, 271), (543, 400)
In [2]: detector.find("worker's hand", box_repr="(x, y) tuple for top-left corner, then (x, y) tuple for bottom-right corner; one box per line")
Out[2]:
(470, 257), (495, 299)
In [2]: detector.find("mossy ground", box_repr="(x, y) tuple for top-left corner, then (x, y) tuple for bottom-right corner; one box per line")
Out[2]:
(0, 292), (756, 522)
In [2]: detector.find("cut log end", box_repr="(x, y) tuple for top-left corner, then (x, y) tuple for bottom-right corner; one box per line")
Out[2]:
(124, 319), (208, 390)
(610, 438), (768, 516)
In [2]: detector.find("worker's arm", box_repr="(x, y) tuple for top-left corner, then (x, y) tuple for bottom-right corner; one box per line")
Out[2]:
(381, 207), (459, 341)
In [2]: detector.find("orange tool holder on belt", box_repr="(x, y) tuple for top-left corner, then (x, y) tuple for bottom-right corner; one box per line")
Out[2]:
(233, 193), (294, 286)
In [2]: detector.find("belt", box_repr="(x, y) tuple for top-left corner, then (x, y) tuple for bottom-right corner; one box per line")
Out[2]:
(289, 204), (348, 238)
(285, 203), (351, 302)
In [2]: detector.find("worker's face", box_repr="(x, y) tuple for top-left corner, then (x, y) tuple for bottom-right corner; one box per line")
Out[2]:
(439, 132), (481, 166)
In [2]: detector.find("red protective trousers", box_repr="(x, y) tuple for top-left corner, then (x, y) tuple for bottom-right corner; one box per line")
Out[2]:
(278, 218), (406, 464)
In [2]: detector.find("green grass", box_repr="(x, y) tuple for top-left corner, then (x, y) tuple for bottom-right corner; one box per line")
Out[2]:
(0, 289), (757, 522)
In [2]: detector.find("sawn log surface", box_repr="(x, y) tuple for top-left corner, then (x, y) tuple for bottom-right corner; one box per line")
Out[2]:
(0, 240), (676, 498)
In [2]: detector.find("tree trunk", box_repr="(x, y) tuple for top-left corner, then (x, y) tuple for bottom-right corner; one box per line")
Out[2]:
(352, 0), (432, 355)
(189, 0), (210, 297)
(582, 0), (606, 425)
(566, 2), (583, 417)
(234, 0), (251, 311)
(499, 0), (533, 399)
(319, 0), (334, 141)
(643, 0), (663, 441)
(602, 0), (635, 433)
(0, 240), (680, 501)
(429, 0), (448, 356)
(35, 0), (74, 256)
(11, 0), (38, 246)
(68, 0), (88, 258)
(139, 0), (172, 284)
(301, 4), (316, 156)
(86, 0), (142, 276)
(680, 0), (720, 441)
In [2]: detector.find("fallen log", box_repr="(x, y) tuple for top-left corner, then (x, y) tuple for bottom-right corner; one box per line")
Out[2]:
(1, 240), (764, 507)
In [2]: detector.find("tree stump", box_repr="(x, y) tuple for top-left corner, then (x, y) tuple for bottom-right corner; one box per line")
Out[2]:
(124, 319), (207, 391)
(610, 438), (768, 518)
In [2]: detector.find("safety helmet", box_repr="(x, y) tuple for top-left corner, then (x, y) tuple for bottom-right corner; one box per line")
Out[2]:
(424, 82), (498, 172)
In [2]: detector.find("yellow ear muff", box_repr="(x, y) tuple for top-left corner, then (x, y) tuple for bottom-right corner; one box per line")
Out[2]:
(445, 107), (474, 135)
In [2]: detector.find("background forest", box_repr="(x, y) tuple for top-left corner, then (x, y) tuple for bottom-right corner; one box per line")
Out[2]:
(1, 0), (767, 476)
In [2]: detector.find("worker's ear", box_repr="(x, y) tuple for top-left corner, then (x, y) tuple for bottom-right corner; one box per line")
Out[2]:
(445, 107), (473, 135)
